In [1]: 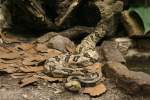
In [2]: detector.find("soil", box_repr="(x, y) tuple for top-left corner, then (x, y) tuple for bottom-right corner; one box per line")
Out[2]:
(0, 75), (150, 100)
(0, 33), (150, 100)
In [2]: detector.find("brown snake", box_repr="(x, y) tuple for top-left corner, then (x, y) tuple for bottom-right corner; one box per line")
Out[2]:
(44, 0), (123, 85)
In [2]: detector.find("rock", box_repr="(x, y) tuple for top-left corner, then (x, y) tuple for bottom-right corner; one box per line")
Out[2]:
(47, 35), (75, 53)
(125, 49), (150, 74)
(123, 39), (150, 74)
(101, 41), (126, 63)
(55, 0), (80, 27)
(96, 47), (105, 62)
(125, 49), (150, 59)
(36, 32), (58, 43)
(112, 37), (133, 55)
(0, 7), (4, 33)
(133, 39), (150, 50)
(60, 26), (94, 40)
(103, 61), (150, 94)
(121, 11), (144, 36)
(0, 3), (11, 33)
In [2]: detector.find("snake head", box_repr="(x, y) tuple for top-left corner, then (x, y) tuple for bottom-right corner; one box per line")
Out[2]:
(65, 80), (81, 92)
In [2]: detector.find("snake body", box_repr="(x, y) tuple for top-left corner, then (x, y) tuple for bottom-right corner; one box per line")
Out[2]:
(44, 0), (123, 85)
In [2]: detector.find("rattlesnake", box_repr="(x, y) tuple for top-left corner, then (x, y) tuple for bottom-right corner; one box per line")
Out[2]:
(44, 0), (123, 86)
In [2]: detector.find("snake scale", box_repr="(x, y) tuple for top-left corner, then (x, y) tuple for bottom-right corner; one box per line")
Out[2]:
(44, 0), (123, 86)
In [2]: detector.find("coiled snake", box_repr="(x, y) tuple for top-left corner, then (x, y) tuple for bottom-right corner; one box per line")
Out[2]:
(44, 0), (123, 88)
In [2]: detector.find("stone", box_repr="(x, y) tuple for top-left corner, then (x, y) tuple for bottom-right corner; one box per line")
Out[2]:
(36, 32), (58, 43)
(125, 49), (150, 62)
(47, 35), (75, 53)
(125, 49), (150, 74)
(101, 41), (126, 63)
(113, 37), (133, 55)
(121, 11), (144, 36)
(96, 47), (105, 62)
(123, 39), (150, 74)
(103, 61), (150, 94)
(0, 2), (11, 33)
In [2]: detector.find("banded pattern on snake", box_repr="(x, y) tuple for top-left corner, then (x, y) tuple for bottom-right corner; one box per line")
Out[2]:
(44, 0), (123, 85)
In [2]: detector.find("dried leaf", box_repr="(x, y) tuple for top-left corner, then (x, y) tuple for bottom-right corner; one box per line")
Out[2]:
(0, 59), (22, 64)
(0, 46), (11, 53)
(0, 63), (19, 73)
(86, 63), (103, 73)
(46, 49), (62, 57)
(35, 43), (48, 53)
(27, 48), (37, 54)
(20, 66), (44, 73)
(11, 73), (34, 79)
(81, 83), (107, 97)
(2, 67), (18, 73)
(37, 75), (64, 82)
(20, 76), (39, 87)
(0, 63), (10, 69)
(16, 43), (34, 51)
(11, 73), (25, 78)
(23, 55), (46, 66)
(0, 52), (20, 60)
